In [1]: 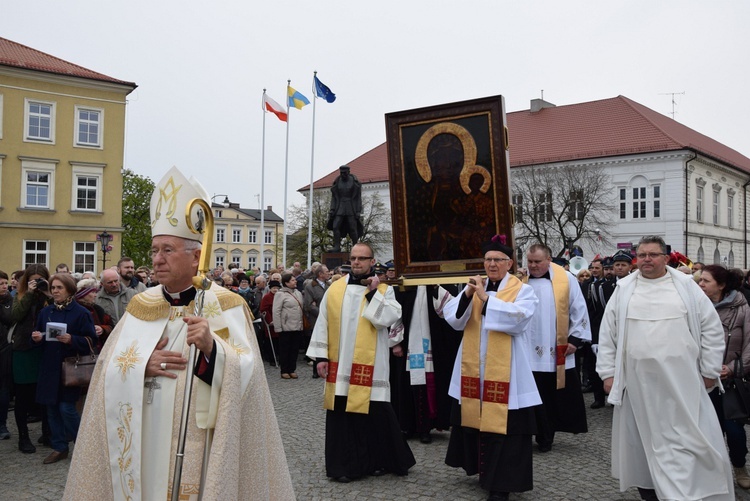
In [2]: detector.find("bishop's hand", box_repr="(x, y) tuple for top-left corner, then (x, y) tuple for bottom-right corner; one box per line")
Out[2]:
(145, 337), (188, 379)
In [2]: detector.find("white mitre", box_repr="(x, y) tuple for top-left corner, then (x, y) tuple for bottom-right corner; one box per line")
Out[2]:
(150, 166), (210, 242)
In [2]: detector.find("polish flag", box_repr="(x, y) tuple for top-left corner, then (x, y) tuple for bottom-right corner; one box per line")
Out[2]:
(262, 94), (287, 122)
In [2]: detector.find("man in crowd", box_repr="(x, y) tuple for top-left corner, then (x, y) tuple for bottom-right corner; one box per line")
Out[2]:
(307, 242), (415, 482)
(64, 166), (294, 500)
(597, 235), (733, 501)
(55, 264), (70, 274)
(0, 271), (12, 440)
(118, 257), (147, 292)
(524, 243), (590, 452)
(442, 235), (540, 501)
(304, 264), (330, 379)
(96, 269), (137, 325)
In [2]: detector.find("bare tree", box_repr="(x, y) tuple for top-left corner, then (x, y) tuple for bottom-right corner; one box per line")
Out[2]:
(286, 191), (392, 265)
(511, 164), (614, 257)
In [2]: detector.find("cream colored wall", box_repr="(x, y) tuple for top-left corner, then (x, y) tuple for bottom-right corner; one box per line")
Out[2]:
(0, 68), (133, 274)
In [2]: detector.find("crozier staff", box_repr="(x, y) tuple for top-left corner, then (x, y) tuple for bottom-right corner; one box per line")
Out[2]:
(64, 166), (294, 501)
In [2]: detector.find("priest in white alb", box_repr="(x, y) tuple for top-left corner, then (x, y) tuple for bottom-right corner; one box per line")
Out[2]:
(64, 167), (294, 500)
(443, 235), (541, 501)
(307, 242), (415, 483)
(597, 235), (733, 501)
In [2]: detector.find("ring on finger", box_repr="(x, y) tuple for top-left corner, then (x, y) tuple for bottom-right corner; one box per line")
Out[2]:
(160, 362), (167, 370)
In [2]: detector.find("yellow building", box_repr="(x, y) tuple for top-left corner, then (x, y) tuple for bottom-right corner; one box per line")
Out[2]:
(0, 37), (136, 275)
(211, 200), (283, 273)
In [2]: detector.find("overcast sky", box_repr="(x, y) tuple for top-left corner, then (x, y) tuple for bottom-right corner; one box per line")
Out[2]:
(3, 1), (748, 217)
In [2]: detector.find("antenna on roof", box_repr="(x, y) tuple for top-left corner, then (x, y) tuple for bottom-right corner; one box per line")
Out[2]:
(541, 89), (544, 101)
(659, 91), (685, 120)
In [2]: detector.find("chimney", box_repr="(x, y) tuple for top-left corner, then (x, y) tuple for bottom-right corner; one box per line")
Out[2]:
(530, 98), (556, 113)
(266, 205), (273, 211)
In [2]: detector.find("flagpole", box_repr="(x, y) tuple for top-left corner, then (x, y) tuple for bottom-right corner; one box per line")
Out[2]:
(260, 89), (267, 274)
(282, 80), (291, 268)
(307, 71), (318, 269)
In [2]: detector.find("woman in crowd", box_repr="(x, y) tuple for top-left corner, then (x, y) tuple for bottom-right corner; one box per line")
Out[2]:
(698, 265), (750, 489)
(272, 273), (305, 379)
(260, 280), (282, 369)
(10, 264), (52, 454)
(576, 269), (592, 283)
(31, 273), (96, 464)
(74, 278), (114, 350)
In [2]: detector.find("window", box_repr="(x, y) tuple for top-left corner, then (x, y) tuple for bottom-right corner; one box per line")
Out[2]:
(512, 194), (523, 223)
(25, 99), (55, 142)
(263, 256), (272, 271)
(75, 106), (102, 147)
(248, 230), (257, 243)
(215, 210), (223, 218)
(231, 254), (241, 266)
(264, 230), (273, 244)
(24, 240), (49, 268)
(619, 188), (626, 219)
(713, 188), (720, 225)
(215, 255), (225, 268)
(21, 160), (56, 209)
(653, 185), (661, 218)
(74, 242), (96, 273)
(0, 93), (4, 139)
(728, 193), (735, 229)
(569, 190), (584, 221)
(248, 256), (257, 269)
(696, 185), (704, 222)
(535, 192), (553, 222)
(232, 228), (241, 243)
(713, 248), (721, 265)
(216, 227), (225, 243)
(71, 164), (103, 212)
(632, 187), (646, 219)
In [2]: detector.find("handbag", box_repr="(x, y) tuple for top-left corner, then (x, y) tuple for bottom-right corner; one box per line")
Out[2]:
(62, 337), (98, 387)
(722, 354), (750, 422)
(286, 291), (311, 331)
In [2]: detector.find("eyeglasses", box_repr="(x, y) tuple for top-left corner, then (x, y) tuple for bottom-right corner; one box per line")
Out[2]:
(636, 253), (665, 260)
(484, 257), (511, 263)
(349, 256), (373, 261)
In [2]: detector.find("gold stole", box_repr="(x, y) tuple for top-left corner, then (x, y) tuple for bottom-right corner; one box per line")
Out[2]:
(523, 262), (570, 389)
(323, 277), (389, 414)
(460, 274), (522, 435)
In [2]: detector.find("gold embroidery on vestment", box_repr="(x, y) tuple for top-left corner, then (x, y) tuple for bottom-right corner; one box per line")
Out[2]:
(215, 327), (230, 341)
(116, 403), (135, 499)
(114, 341), (142, 382)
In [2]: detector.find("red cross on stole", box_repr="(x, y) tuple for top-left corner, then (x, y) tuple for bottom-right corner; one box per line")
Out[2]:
(349, 363), (374, 387)
(483, 380), (510, 404)
(326, 361), (339, 384)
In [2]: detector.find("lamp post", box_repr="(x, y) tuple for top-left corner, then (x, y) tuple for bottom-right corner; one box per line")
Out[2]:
(96, 230), (113, 270)
(211, 194), (230, 208)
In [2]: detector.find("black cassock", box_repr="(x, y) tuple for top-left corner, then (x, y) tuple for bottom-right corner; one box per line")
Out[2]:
(389, 284), (463, 437)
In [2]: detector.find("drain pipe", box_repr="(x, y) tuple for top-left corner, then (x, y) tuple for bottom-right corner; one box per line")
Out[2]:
(685, 151), (697, 257)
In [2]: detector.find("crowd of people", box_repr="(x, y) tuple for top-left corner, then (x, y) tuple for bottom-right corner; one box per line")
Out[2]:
(3, 228), (750, 500)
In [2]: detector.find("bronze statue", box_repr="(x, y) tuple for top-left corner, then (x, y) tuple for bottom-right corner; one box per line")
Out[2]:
(327, 165), (363, 252)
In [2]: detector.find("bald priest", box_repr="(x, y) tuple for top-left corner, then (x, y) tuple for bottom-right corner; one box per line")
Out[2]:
(64, 167), (294, 500)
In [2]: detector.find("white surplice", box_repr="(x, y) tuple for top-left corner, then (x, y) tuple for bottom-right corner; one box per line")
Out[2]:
(526, 267), (592, 372)
(306, 278), (402, 402)
(443, 273), (542, 410)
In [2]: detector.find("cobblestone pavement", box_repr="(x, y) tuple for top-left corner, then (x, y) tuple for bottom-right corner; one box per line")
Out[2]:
(2, 359), (749, 500)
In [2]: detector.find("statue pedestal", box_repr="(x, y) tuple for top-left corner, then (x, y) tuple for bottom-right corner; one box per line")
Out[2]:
(322, 252), (349, 271)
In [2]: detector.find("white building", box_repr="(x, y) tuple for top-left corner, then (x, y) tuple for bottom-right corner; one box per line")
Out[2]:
(301, 95), (750, 268)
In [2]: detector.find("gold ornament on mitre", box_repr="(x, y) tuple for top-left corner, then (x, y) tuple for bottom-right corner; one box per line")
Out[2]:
(150, 166), (211, 242)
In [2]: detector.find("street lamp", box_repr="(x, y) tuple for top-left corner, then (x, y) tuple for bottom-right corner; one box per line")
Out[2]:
(211, 194), (230, 208)
(96, 230), (113, 269)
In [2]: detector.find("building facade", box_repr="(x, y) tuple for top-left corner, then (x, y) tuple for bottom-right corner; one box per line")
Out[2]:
(301, 96), (750, 269)
(0, 37), (136, 275)
(211, 201), (283, 272)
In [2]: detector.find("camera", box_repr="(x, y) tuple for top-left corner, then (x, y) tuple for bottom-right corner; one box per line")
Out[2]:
(34, 278), (48, 291)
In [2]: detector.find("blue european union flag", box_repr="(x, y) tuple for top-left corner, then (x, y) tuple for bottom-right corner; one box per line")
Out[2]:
(313, 75), (336, 103)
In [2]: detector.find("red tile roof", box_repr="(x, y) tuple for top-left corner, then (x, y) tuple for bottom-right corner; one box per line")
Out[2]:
(302, 95), (750, 191)
(0, 37), (136, 88)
